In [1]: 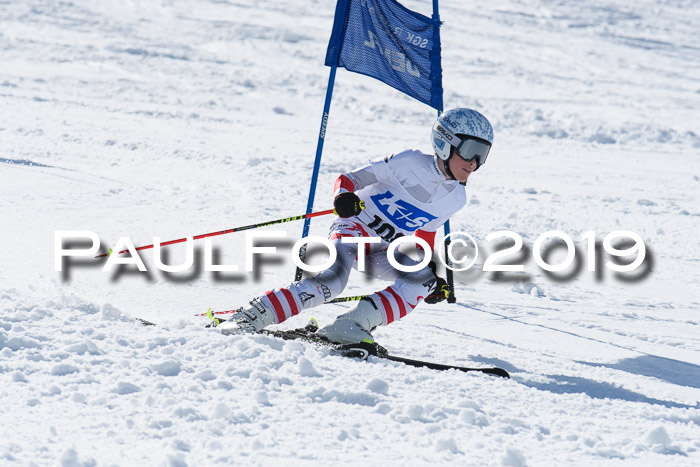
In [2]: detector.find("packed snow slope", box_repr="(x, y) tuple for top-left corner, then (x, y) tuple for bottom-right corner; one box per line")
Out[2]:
(1, 0), (699, 465)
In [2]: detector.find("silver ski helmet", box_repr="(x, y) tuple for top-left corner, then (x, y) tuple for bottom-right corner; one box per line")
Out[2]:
(432, 108), (493, 169)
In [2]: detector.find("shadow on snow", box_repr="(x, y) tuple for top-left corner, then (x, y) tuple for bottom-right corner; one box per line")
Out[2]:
(520, 373), (696, 410)
(579, 355), (700, 390)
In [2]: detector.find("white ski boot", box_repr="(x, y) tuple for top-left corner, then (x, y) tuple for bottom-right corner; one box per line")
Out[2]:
(218, 298), (276, 335)
(316, 297), (384, 344)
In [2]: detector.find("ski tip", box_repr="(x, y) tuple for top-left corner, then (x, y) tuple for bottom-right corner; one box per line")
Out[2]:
(488, 368), (510, 379)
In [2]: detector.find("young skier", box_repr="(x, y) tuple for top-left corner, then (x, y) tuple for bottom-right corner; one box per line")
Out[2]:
(218, 108), (494, 343)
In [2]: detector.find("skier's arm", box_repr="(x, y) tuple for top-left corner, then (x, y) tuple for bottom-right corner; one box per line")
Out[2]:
(333, 164), (379, 196)
(424, 261), (449, 304)
(414, 229), (437, 251)
(333, 164), (378, 218)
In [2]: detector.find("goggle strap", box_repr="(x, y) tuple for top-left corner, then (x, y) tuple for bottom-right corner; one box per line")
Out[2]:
(433, 121), (461, 148)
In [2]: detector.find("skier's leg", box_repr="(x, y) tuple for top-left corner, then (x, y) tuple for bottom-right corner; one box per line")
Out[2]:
(315, 296), (384, 344)
(317, 251), (435, 343)
(261, 219), (376, 318)
(219, 240), (357, 334)
(365, 251), (436, 326)
(256, 240), (357, 319)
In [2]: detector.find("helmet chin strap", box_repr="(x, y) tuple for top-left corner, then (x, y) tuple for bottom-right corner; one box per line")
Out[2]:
(442, 156), (457, 180)
(442, 155), (468, 186)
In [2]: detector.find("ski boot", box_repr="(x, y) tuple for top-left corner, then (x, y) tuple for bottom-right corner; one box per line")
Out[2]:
(217, 297), (276, 335)
(316, 297), (384, 345)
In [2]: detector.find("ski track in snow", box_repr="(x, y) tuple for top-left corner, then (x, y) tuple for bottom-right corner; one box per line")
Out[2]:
(1, 0), (699, 465)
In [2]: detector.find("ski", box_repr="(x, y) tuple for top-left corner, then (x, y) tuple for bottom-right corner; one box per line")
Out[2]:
(259, 327), (381, 360)
(259, 325), (509, 377)
(135, 317), (510, 378)
(379, 353), (510, 378)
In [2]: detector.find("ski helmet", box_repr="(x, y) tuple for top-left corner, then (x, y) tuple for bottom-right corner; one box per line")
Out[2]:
(431, 108), (493, 169)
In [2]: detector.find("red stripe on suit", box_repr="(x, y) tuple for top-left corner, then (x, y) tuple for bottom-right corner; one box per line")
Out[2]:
(265, 291), (287, 323)
(280, 288), (299, 316)
(334, 174), (355, 195)
(414, 229), (436, 251)
(377, 291), (395, 324)
(385, 286), (407, 319)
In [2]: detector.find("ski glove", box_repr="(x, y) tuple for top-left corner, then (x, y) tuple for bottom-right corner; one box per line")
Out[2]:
(333, 192), (365, 218)
(424, 261), (449, 304)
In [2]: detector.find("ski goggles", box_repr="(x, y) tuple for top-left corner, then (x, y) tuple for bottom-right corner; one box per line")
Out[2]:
(454, 136), (491, 167)
(434, 121), (491, 167)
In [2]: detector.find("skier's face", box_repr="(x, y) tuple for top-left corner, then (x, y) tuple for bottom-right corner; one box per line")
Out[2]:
(448, 148), (477, 182)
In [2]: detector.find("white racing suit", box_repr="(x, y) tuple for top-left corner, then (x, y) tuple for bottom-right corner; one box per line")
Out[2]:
(254, 150), (467, 338)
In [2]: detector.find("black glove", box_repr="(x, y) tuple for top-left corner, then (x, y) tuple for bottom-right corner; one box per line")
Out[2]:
(333, 192), (364, 218)
(424, 261), (449, 304)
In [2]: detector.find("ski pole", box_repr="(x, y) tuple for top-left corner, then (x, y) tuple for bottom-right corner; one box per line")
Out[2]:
(195, 295), (365, 318)
(326, 295), (366, 303)
(196, 308), (238, 317)
(97, 208), (336, 258)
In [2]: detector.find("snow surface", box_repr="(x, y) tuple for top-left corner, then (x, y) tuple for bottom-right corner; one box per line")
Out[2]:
(1, 0), (700, 465)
